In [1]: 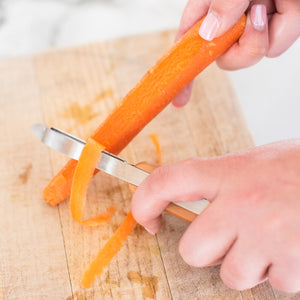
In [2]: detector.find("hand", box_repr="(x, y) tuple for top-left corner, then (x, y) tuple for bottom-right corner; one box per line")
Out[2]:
(172, 0), (300, 107)
(131, 139), (300, 292)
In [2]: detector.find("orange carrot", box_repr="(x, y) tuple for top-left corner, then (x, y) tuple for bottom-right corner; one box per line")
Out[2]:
(43, 14), (246, 206)
(70, 138), (116, 226)
(150, 133), (162, 165)
(81, 211), (137, 288)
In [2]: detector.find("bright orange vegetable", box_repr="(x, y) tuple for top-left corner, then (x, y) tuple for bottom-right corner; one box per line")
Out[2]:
(43, 14), (246, 206)
(81, 211), (137, 288)
(150, 133), (162, 165)
(70, 138), (116, 226)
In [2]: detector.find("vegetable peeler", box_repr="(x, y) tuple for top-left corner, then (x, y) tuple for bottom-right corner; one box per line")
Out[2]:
(31, 124), (209, 222)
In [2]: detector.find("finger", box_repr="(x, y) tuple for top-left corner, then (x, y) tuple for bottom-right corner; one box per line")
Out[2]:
(199, 0), (249, 41)
(268, 260), (300, 293)
(178, 202), (236, 267)
(267, 11), (300, 57)
(172, 82), (193, 108)
(216, 6), (268, 70)
(131, 157), (225, 234)
(175, 0), (209, 41)
(220, 239), (269, 290)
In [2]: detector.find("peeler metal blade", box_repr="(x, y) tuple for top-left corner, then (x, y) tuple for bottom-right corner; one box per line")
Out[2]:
(31, 124), (149, 186)
(31, 123), (209, 215)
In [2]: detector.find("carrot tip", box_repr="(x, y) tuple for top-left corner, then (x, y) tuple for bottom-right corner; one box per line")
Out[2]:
(43, 174), (68, 206)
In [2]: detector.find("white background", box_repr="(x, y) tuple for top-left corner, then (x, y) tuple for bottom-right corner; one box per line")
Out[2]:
(0, 0), (299, 145)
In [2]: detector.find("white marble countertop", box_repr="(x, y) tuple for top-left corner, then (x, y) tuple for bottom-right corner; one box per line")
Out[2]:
(0, 0), (299, 146)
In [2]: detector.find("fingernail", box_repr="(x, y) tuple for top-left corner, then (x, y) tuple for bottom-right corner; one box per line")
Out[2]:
(144, 227), (155, 235)
(251, 5), (267, 31)
(199, 11), (221, 41)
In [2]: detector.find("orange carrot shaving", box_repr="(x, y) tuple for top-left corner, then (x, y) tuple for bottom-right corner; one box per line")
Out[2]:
(70, 136), (135, 288)
(43, 14), (246, 206)
(81, 211), (137, 288)
(70, 138), (116, 226)
(150, 133), (162, 165)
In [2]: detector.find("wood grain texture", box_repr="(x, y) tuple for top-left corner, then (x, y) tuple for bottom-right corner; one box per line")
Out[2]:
(0, 30), (299, 299)
(0, 58), (72, 298)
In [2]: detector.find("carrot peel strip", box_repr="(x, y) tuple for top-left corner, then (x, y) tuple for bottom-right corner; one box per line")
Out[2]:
(70, 137), (116, 226)
(70, 136), (136, 288)
(81, 211), (137, 288)
(150, 133), (162, 165)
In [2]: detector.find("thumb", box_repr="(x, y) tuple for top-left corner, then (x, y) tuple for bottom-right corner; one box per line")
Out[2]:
(131, 157), (226, 234)
(199, 0), (249, 41)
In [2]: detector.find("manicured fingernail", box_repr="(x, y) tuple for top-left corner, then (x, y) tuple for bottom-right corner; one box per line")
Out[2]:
(199, 11), (221, 41)
(251, 5), (267, 31)
(144, 227), (155, 235)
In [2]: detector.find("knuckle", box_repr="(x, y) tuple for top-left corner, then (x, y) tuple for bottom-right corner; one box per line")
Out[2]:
(131, 194), (157, 227)
(178, 236), (210, 268)
(178, 238), (198, 267)
(148, 165), (171, 191)
(131, 202), (147, 225)
(182, 157), (203, 175)
(132, 165), (173, 227)
(220, 263), (249, 290)
(268, 275), (300, 293)
(246, 45), (267, 59)
(214, 0), (243, 14)
(131, 192), (152, 226)
(268, 262), (300, 293)
(132, 211), (147, 226)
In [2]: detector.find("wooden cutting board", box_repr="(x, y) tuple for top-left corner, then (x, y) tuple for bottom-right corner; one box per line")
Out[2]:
(0, 30), (298, 300)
